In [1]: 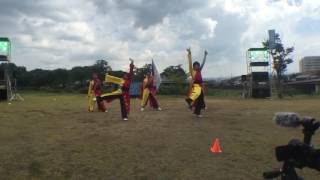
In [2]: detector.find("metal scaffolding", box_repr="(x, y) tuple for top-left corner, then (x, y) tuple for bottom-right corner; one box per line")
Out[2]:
(0, 37), (23, 101)
(246, 48), (272, 98)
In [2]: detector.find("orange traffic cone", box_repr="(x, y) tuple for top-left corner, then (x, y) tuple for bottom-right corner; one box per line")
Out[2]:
(210, 138), (222, 153)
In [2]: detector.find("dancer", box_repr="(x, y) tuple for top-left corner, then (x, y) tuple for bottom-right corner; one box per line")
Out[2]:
(89, 73), (107, 112)
(185, 48), (208, 117)
(140, 71), (162, 111)
(101, 59), (134, 120)
(190, 50), (208, 110)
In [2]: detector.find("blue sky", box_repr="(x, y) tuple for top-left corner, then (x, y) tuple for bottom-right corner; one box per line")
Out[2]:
(0, 0), (319, 77)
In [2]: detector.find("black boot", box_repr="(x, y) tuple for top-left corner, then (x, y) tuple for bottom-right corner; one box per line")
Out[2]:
(185, 98), (193, 110)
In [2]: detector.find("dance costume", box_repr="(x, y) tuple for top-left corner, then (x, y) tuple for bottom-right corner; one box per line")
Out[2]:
(141, 76), (160, 110)
(185, 51), (206, 116)
(101, 63), (134, 119)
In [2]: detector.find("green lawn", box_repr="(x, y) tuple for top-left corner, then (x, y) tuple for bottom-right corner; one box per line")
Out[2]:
(0, 93), (320, 179)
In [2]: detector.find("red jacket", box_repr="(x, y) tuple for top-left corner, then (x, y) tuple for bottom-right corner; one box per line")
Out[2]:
(122, 63), (134, 113)
(194, 70), (203, 84)
(122, 63), (134, 92)
(93, 79), (102, 96)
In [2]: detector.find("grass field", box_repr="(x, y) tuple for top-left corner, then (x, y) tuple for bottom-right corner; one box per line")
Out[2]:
(1, 93), (320, 180)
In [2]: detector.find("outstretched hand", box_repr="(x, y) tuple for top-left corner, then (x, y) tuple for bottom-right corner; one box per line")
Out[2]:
(129, 58), (134, 64)
(204, 50), (208, 56)
(186, 48), (191, 54)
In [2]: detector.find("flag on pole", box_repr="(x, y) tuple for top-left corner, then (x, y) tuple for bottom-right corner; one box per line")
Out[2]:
(151, 59), (161, 91)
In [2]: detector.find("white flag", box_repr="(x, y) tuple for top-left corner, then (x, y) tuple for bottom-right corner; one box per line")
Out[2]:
(151, 59), (161, 91)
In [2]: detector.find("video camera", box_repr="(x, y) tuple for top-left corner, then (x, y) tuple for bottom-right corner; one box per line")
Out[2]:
(263, 112), (320, 180)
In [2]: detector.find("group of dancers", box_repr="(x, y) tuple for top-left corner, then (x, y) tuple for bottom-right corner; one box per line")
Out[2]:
(87, 48), (208, 120)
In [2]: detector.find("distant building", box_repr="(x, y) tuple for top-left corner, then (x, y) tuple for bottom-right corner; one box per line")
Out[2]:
(300, 56), (320, 73)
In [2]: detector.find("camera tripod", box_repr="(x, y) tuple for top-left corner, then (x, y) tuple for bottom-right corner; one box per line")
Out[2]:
(263, 161), (302, 180)
(263, 117), (320, 180)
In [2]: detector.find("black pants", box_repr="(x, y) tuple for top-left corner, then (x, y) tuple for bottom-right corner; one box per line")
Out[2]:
(149, 93), (159, 109)
(142, 92), (159, 109)
(96, 96), (104, 111)
(202, 100), (206, 109)
(194, 91), (204, 115)
(101, 95), (128, 119)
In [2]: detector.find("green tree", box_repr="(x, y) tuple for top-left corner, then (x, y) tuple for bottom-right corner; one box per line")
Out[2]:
(28, 69), (51, 88)
(0, 63), (29, 88)
(69, 66), (90, 87)
(0, 59), (114, 91)
(51, 69), (69, 88)
(161, 64), (187, 82)
(92, 60), (112, 79)
(158, 65), (188, 95)
(134, 64), (151, 82)
(263, 33), (294, 99)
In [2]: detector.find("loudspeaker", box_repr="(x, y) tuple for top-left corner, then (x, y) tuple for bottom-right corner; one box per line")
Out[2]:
(241, 75), (247, 82)
(0, 89), (7, 100)
(0, 69), (4, 80)
(252, 72), (269, 82)
(0, 55), (8, 61)
(252, 88), (270, 98)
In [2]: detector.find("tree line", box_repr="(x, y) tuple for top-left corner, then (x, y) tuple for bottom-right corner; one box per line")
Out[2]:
(0, 60), (188, 94)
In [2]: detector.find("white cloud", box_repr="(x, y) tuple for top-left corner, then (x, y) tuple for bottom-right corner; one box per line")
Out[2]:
(201, 18), (218, 39)
(1, 0), (320, 77)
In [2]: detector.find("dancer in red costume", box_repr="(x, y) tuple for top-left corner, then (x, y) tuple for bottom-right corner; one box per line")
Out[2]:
(101, 59), (134, 120)
(91, 73), (107, 112)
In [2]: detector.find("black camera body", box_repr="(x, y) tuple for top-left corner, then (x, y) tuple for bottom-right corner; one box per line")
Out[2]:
(276, 139), (320, 171)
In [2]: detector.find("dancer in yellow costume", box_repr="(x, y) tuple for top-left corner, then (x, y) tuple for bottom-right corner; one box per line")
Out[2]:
(188, 49), (208, 110)
(185, 48), (208, 117)
(87, 73), (107, 112)
(140, 72), (161, 111)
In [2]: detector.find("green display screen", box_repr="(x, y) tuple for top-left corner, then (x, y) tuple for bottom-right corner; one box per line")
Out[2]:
(248, 49), (268, 61)
(0, 41), (9, 54)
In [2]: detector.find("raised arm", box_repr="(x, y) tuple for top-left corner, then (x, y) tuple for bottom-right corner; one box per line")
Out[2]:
(128, 58), (135, 80)
(187, 48), (193, 78)
(200, 50), (208, 70)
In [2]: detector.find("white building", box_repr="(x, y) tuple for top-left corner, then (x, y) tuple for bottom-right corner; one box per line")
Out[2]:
(299, 56), (320, 73)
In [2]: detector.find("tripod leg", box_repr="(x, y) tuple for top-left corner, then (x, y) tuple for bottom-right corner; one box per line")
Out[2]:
(281, 162), (301, 180)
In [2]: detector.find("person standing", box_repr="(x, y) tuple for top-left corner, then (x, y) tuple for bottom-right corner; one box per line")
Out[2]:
(92, 73), (107, 112)
(140, 72), (162, 111)
(185, 48), (208, 118)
